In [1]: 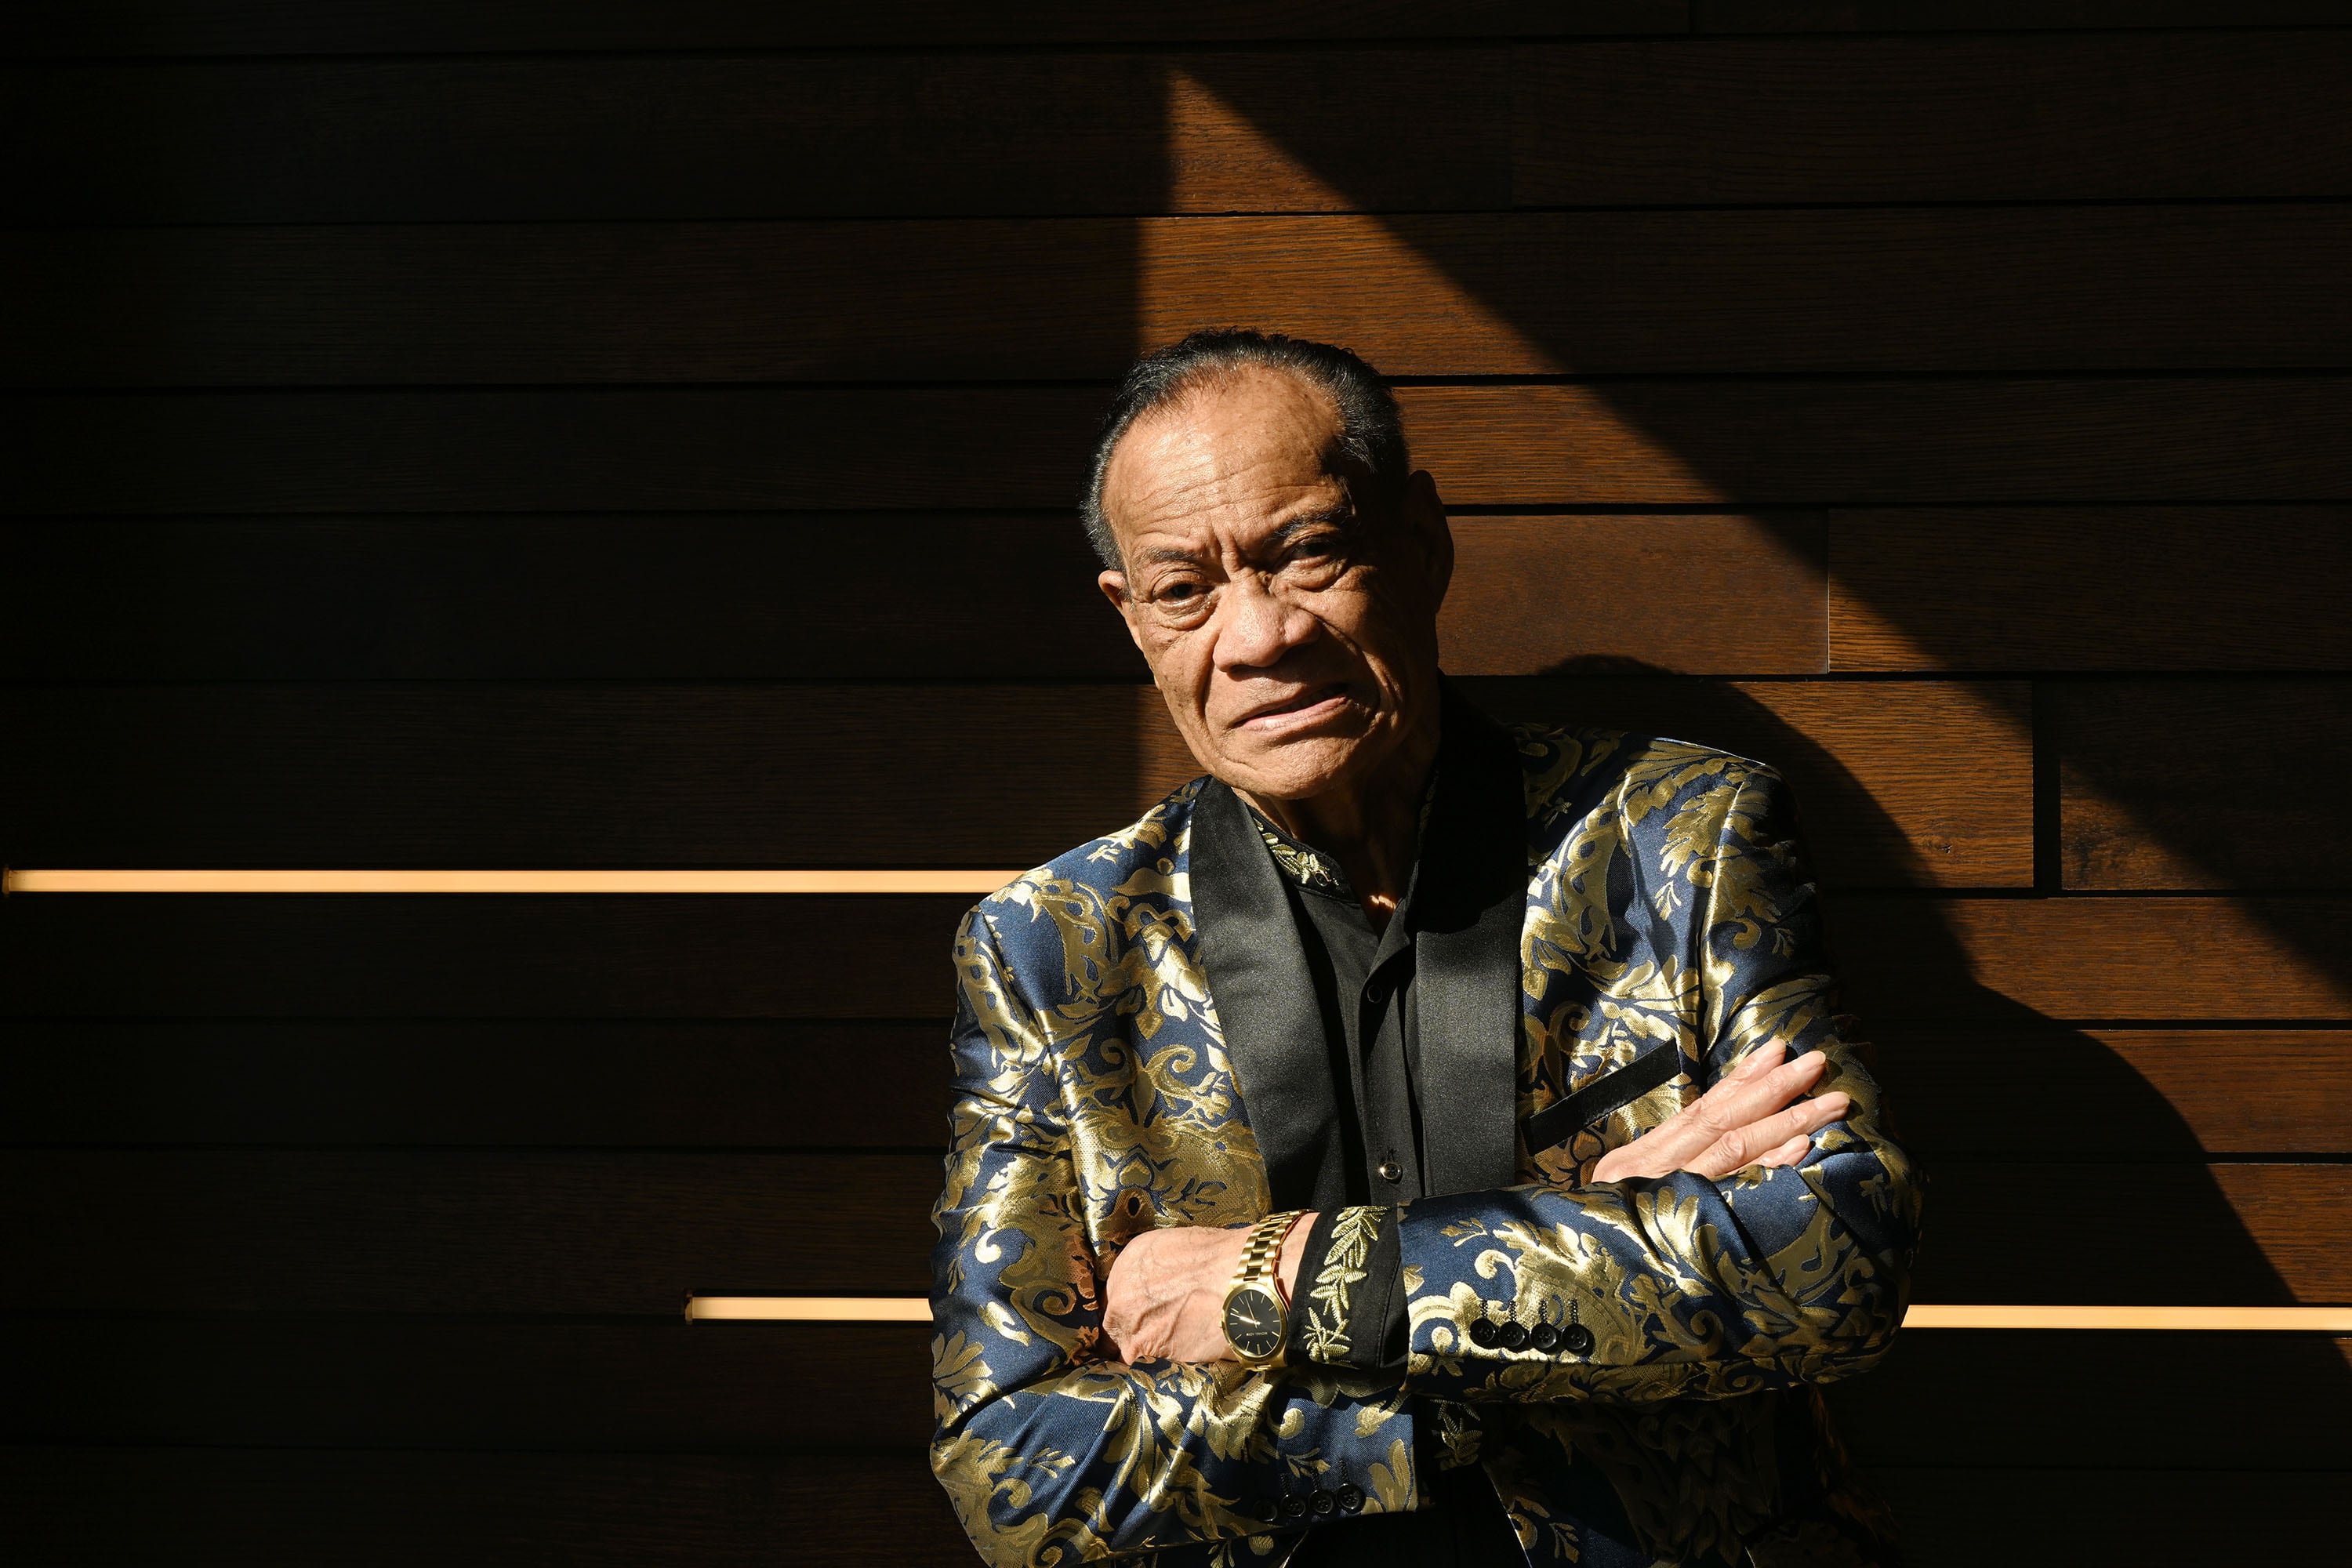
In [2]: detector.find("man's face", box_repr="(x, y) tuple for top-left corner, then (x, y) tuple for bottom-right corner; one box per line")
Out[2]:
(1096, 366), (1452, 804)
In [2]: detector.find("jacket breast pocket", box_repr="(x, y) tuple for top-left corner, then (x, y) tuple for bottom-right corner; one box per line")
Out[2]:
(1522, 1039), (1685, 1156)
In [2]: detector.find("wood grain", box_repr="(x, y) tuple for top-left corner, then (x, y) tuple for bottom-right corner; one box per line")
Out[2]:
(1515, 31), (2352, 204)
(1831, 895), (2352, 1022)
(1441, 514), (1825, 677)
(1401, 380), (2352, 506)
(2, 1446), (967, 1567)
(16, 379), (2352, 514)
(6, 1), (1685, 58)
(12, 1319), (2349, 1471)
(13, 208), (2348, 385)
(6, 1149), (2345, 1310)
(0, 511), (1815, 681)
(1829, 506), (2352, 672)
(1874, 1029), (2352, 1158)
(0, 679), (2027, 886)
(0, 1022), (950, 1149)
(2052, 679), (2352, 890)
(0, 50), (1505, 223)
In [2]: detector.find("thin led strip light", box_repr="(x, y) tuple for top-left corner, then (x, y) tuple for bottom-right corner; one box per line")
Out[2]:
(2, 869), (1020, 895)
(684, 1298), (2352, 1330)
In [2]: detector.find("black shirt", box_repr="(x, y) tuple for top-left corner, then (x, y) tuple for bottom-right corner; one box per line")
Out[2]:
(1243, 804), (1526, 1567)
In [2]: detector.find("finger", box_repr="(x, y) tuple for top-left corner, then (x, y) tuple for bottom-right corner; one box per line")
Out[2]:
(1693, 1048), (1826, 1134)
(1753, 1133), (1813, 1169)
(1721, 1040), (1787, 1083)
(1690, 1091), (1850, 1178)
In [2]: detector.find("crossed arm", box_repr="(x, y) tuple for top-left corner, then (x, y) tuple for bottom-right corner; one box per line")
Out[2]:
(1102, 1038), (1849, 1363)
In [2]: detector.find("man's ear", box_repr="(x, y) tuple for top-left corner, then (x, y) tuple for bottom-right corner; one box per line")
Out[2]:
(1400, 470), (1454, 609)
(1098, 568), (1148, 652)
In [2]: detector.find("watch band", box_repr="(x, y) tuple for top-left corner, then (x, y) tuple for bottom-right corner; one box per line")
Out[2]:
(1238, 1209), (1306, 1301)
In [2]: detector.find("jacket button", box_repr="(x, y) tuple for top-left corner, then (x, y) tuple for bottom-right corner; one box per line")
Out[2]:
(1310, 1488), (1338, 1516)
(1281, 1494), (1308, 1518)
(1246, 1497), (1279, 1523)
(1560, 1323), (1595, 1356)
(1530, 1323), (1561, 1352)
(1499, 1321), (1530, 1350)
(1337, 1484), (1366, 1513)
(1376, 1159), (1403, 1183)
(1468, 1318), (1501, 1348)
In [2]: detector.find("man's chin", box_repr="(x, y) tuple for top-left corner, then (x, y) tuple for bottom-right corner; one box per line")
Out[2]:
(1210, 732), (1372, 802)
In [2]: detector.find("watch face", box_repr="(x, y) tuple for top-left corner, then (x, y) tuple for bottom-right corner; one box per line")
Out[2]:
(1223, 1285), (1286, 1362)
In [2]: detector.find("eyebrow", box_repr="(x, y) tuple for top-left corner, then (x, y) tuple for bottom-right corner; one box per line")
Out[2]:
(1133, 506), (1359, 569)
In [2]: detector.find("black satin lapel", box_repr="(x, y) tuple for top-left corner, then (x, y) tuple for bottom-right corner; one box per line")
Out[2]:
(1188, 779), (1350, 1211)
(1412, 695), (1529, 1196)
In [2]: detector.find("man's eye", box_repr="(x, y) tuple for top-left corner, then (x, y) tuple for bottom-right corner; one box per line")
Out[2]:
(1157, 581), (1201, 602)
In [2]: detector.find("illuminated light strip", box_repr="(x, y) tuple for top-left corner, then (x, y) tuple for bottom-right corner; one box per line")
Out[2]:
(2, 869), (1020, 895)
(683, 1298), (2352, 1330)
(688, 1296), (934, 1323)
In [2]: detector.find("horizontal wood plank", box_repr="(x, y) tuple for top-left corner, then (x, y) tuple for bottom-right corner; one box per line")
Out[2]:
(1, 1319), (935, 1450)
(0, 895), (969, 1019)
(1, 1446), (965, 1567)
(0, 1150), (944, 1309)
(12, 1023), (2347, 1160)
(0, 51), (1506, 223)
(1834, 895), (2352, 1022)
(16, 34), (2344, 223)
(5, 2), (1683, 58)
(14, 379), (2352, 514)
(13, 208), (2350, 385)
(0, 1022), (950, 1149)
(1515, 31), (2352, 204)
(3, 1150), (2344, 1309)
(1403, 380), (2352, 506)
(1875, 1029), (2352, 1158)
(10, 1319), (2349, 1472)
(1829, 506), (2352, 671)
(5, 894), (2337, 1022)
(1697, 2), (2352, 31)
(1864, 1465), (2347, 1568)
(0, 511), (1818, 681)
(2053, 678), (2352, 890)
(0, 678), (2027, 886)
(1829, 1330), (2352, 1472)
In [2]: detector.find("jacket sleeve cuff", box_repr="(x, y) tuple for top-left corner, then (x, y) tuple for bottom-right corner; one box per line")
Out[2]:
(1287, 1204), (1406, 1376)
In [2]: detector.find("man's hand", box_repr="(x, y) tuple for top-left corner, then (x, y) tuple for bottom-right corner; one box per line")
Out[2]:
(1591, 1040), (1849, 1183)
(1098, 1044), (1841, 1363)
(1100, 1214), (1315, 1364)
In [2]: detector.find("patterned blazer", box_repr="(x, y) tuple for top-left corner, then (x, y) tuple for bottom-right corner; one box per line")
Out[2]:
(930, 704), (1922, 1567)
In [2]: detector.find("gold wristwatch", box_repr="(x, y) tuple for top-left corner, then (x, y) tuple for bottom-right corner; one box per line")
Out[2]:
(1221, 1210), (1305, 1367)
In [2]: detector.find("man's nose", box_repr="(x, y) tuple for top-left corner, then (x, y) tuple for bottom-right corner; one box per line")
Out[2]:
(1210, 572), (1315, 672)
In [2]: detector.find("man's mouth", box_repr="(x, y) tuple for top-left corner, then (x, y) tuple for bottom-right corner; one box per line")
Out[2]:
(1236, 683), (1354, 730)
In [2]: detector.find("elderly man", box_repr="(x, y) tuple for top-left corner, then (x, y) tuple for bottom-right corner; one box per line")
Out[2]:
(929, 330), (1920, 1567)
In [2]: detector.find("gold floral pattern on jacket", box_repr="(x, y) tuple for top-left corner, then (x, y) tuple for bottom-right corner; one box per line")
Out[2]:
(931, 729), (1920, 1566)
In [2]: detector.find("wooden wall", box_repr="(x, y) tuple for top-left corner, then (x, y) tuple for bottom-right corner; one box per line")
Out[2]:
(6, 3), (2350, 1560)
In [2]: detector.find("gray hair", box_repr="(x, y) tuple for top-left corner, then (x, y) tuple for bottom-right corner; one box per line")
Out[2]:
(1078, 328), (1410, 570)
